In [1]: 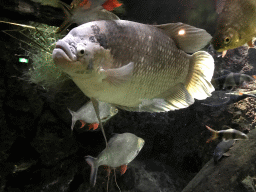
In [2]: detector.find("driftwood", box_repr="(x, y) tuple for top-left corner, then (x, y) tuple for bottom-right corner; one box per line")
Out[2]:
(182, 129), (256, 192)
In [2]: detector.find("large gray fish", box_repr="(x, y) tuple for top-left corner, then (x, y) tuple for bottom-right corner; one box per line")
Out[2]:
(212, 0), (256, 54)
(52, 20), (215, 113)
(85, 133), (145, 186)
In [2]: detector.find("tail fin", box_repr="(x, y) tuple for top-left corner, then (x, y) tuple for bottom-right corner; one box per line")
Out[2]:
(85, 156), (98, 187)
(186, 51), (215, 100)
(102, 0), (122, 11)
(206, 125), (218, 143)
(67, 108), (77, 131)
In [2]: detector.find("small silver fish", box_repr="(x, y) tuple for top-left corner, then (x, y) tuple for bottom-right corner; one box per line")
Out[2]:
(85, 133), (145, 186)
(68, 100), (118, 131)
(213, 140), (235, 163)
(206, 125), (249, 143)
(56, 0), (121, 33)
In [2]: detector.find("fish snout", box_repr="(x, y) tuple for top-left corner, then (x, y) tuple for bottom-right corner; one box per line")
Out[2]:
(53, 40), (77, 68)
(241, 133), (249, 140)
(211, 37), (223, 52)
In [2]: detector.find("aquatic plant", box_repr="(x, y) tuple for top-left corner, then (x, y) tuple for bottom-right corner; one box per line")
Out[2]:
(3, 21), (70, 90)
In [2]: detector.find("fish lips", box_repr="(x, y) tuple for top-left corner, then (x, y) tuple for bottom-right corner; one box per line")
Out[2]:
(53, 40), (77, 68)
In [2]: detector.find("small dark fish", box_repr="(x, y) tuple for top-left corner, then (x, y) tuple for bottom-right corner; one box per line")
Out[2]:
(212, 72), (255, 90)
(213, 140), (235, 163)
(85, 133), (145, 186)
(212, 0), (256, 55)
(206, 125), (249, 143)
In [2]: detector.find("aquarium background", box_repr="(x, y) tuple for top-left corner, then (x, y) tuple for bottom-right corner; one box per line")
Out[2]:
(0, 0), (256, 191)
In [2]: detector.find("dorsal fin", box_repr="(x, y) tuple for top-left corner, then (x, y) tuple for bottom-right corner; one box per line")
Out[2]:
(153, 22), (212, 53)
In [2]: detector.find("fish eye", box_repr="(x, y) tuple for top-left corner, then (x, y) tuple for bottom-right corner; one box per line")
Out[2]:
(77, 45), (86, 56)
(224, 37), (231, 44)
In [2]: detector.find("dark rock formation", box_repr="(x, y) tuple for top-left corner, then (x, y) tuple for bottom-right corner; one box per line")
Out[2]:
(182, 129), (256, 192)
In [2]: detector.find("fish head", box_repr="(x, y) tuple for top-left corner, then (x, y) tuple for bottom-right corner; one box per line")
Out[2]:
(213, 146), (222, 163)
(109, 106), (118, 116)
(100, 104), (118, 122)
(137, 138), (145, 153)
(240, 132), (249, 140)
(212, 28), (240, 52)
(53, 24), (107, 76)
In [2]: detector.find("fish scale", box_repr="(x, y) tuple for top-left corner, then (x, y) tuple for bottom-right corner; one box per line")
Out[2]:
(88, 23), (185, 103)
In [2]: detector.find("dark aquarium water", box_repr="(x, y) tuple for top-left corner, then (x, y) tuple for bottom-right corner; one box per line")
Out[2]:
(0, 0), (256, 191)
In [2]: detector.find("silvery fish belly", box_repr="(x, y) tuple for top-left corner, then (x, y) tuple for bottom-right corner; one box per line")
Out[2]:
(53, 20), (214, 112)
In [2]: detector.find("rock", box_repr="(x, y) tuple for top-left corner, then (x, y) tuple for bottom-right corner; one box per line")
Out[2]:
(241, 176), (256, 192)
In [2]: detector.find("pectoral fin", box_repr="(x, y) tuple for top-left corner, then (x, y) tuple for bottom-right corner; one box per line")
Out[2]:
(101, 62), (134, 86)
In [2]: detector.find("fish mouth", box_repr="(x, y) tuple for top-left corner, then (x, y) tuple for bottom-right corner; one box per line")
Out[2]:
(211, 38), (223, 52)
(53, 40), (77, 67)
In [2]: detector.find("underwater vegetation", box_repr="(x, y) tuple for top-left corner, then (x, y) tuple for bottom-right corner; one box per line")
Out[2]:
(2, 21), (70, 90)
(22, 24), (67, 89)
